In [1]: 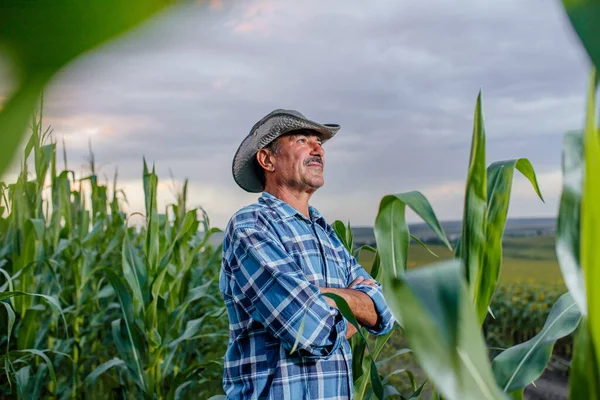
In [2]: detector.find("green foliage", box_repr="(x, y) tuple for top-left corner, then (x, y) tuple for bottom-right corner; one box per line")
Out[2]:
(561, 0), (600, 69)
(565, 69), (600, 399)
(484, 282), (573, 358)
(332, 220), (428, 400)
(558, 2), (600, 395)
(371, 91), (571, 400)
(374, 192), (451, 281)
(0, 110), (226, 399)
(457, 93), (544, 325)
(491, 292), (580, 392)
(387, 260), (508, 400)
(369, 2), (600, 393)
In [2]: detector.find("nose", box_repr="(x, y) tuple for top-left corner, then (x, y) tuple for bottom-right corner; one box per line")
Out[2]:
(310, 139), (324, 157)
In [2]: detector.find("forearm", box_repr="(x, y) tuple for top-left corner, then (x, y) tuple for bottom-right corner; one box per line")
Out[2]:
(345, 320), (358, 339)
(320, 287), (379, 329)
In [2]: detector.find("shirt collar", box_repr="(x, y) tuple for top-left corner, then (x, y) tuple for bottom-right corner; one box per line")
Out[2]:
(259, 191), (327, 228)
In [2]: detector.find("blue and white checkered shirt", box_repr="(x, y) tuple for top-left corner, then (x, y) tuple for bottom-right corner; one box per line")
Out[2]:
(219, 192), (395, 399)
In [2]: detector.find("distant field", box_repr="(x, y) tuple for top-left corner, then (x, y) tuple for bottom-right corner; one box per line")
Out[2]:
(357, 235), (564, 285)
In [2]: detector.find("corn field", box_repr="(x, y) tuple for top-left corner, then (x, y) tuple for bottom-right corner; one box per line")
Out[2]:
(0, 109), (228, 399)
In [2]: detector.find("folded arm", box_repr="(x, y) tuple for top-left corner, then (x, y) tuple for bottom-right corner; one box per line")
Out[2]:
(329, 242), (396, 336)
(227, 222), (349, 359)
(319, 277), (380, 331)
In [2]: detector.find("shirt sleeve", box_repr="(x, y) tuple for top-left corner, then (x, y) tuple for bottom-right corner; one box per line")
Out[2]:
(345, 250), (396, 336)
(227, 224), (348, 360)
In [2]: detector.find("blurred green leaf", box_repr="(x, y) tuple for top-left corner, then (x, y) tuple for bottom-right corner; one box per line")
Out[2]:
(561, 0), (600, 68)
(569, 318), (600, 398)
(0, 0), (178, 177)
(556, 130), (587, 314)
(375, 348), (412, 368)
(17, 349), (56, 386)
(15, 365), (31, 399)
(408, 380), (427, 399)
(0, 291), (67, 335)
(582, 68), (600, 376)
(384, 259), (508, 400)
(491, 292), (581, 391)
(83, 358), (126, 388)
(369, 360), (384, 400)
(508, 389), (524, 400)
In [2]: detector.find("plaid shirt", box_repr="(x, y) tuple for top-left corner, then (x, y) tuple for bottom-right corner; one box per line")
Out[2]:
(219, 192), (395, 399)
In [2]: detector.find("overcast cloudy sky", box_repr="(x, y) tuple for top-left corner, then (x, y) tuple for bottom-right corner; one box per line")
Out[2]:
(0, 0), (592, 229)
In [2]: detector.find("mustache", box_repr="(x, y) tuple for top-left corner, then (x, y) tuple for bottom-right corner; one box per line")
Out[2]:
(304, 156), (323, 166)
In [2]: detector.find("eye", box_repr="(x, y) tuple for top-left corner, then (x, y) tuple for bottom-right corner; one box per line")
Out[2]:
(298, 137), (307, 143)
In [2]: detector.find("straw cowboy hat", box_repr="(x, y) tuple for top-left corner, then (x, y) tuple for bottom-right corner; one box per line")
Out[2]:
(232, 109), (341, 193)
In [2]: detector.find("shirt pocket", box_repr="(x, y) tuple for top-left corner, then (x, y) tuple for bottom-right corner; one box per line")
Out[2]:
(323, 243), (349, 287)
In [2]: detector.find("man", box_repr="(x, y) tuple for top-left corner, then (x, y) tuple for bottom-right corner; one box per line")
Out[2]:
(219, 109), (395, 399)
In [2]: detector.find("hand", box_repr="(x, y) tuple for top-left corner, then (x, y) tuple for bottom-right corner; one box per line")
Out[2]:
(348, 276), (377, 289)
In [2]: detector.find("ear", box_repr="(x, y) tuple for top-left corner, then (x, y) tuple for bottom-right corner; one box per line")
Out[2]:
(256, 149), (275, 172)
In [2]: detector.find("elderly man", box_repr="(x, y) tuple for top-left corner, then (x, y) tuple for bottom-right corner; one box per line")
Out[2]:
(219, 109), (395, 399)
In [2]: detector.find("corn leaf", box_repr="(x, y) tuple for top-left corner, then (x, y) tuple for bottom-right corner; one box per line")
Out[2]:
(354, 326), (401, 400)
(569, 317), (600, 398)
(332, 220), (354, 254)
(384, 259), (508, 400)
(374, 191), (451, 281)
(582, 68), (600, 378)
(561, 0), (600, 68)
(556, 130), (587, 314)
(103, 268), (147, 392)
(478, 158), (543, 323)
(322, 293), (369, 346)
(15, 365), (31, 399)
(460, 91), (488, 317)
(491, 292), (581, 391)
(83, 358), (126, 388)
(410, 235), (439, 257)
(369, 360), (384, 400)
(143, 160), (160, 274)
(0, 291), (67, 335)
(122, 230), (148, 315)
(16, 350), (56, 386)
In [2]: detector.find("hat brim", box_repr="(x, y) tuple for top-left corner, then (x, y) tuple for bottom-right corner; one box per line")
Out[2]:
(232, 111), (340, 193)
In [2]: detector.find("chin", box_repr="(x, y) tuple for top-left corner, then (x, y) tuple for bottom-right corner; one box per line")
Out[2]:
(308, 179), (324, 189)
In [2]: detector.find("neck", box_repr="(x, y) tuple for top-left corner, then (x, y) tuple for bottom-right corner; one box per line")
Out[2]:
(264, 183), (315, 219)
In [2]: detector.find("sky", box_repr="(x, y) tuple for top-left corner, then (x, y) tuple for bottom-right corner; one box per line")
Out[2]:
(0, 0), (592, 230)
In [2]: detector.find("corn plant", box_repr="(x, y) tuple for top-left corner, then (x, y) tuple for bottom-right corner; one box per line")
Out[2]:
(0, 107), (227, 399)
(331, 221), (431, 400)
(558, 1), (600, 397)
(366, 1), (600, 398)
(90, 159), (227, 399)
(555, 71), (600, 399)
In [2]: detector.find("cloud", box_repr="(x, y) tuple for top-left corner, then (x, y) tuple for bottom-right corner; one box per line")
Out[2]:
(0, 0), (590, 228)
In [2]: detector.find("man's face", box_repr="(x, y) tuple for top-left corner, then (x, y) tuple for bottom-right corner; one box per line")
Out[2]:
(270, 130), (325, 192)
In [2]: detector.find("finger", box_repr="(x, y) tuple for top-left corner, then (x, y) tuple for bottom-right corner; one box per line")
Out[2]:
(349, 276), (364, 287)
